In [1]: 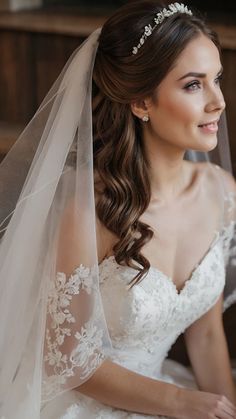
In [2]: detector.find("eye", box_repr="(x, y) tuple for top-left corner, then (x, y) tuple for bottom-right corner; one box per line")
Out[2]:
(184, 80), (201, 91)
(215, 73), (223, 85)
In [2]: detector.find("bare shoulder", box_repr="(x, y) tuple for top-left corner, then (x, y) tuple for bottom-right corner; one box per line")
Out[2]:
(213, 164), (236, 194)
(205, 162), (236, 195)
(188, 161), (236, 195)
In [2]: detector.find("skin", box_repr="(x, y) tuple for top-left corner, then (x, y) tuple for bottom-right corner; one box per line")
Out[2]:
(132, 33), (225, 204)
(128, 33), (227, 287)
(56, 34), (236, 418)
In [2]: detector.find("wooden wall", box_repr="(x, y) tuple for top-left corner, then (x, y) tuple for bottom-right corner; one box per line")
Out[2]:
(222, 49), (236, 172)
(0, 11), (105, 160)
(0, 31), (80, 124)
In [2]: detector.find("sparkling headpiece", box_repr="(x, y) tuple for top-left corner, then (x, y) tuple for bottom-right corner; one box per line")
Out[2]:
(132, 3), (193, 55)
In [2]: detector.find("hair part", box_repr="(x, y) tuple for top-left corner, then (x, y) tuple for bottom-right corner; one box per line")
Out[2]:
(92, 0), (221, 286)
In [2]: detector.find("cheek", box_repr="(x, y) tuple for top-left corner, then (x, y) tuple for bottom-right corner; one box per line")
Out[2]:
(152, 94), (203, 129)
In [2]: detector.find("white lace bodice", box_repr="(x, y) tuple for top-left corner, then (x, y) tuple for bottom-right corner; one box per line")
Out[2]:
(99, 237), (225, 376)
(42, 232), (226, 403)
(41, 236), (227, 418)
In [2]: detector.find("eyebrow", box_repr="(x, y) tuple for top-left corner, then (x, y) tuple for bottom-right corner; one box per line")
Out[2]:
(177, 66), (223, 81)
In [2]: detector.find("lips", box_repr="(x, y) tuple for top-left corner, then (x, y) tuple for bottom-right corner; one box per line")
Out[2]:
(198, 118), (219, 127)
(198, 119), (219, 134)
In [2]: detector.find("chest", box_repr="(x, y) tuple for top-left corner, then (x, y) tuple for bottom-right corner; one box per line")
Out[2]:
(99, 242), (225, 342)
(139, 200), (221, 290)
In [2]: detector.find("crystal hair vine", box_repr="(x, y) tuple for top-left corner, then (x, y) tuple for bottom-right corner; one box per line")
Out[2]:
(132, 3), (193, 55)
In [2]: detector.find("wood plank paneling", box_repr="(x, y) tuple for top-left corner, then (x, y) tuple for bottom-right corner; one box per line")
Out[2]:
(221, 49), (236, 174)
(0, 30), (36, 123)
(0, 11), (106, 36)
(0, 121), (23, 154)
(34, 32), (82, 105)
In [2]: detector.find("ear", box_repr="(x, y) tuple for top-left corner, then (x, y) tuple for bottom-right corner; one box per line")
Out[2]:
(131, 99), (150, 119)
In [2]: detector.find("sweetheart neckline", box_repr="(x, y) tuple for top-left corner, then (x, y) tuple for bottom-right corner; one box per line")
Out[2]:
(99, 232), (221, 296)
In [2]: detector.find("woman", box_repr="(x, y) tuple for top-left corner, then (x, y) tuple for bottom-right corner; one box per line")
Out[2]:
(0, 1), (236, 418)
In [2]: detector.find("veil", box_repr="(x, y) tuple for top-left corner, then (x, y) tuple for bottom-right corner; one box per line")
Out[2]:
(0, 26), (235, 419)
(0, 29), (111, 418)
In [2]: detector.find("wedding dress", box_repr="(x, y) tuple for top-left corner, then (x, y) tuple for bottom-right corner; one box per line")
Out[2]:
(40, 216), (235, 419)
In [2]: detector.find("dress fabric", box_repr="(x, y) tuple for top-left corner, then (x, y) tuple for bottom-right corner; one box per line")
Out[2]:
(41, 233), (230, 419)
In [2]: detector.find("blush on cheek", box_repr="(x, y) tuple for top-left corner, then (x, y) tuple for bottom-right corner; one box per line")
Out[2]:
(161, 98), (195, 127)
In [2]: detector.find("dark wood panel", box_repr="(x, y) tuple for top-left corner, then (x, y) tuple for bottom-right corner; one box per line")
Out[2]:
(0, 121), (23, 154)
(0, 30), (36, 123)
(34, 33), (82, 105)
(210, 22), (236, 50)
(0, 11), (106, 36)
(221, 49), (236, 174)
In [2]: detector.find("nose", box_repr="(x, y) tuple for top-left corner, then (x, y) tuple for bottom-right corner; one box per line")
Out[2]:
(205, 86), (226, 114)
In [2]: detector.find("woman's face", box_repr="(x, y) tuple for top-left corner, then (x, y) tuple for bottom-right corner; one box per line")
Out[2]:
(145, 34), (225, 152)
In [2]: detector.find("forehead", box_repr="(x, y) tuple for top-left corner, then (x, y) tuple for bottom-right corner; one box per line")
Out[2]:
(169, 34), (221, 76)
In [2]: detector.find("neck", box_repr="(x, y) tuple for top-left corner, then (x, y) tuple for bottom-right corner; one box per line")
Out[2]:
(143, 132), (188, 204)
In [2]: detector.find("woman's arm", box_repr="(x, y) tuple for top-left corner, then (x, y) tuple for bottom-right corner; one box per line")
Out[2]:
(184, 293), (236, 404)
(78, 359), (180, 417)
(77, 358), (236, 418)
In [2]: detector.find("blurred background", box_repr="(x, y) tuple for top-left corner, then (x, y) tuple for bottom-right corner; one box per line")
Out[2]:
(0, 0), (235, 365)
(2, 0), (236, 13)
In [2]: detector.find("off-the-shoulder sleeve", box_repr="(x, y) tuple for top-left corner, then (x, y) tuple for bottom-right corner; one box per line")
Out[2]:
(42, 202), (111, 402)
(215, 165), (236, 310)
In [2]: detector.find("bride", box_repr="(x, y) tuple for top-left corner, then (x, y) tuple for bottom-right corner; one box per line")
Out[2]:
(0, 1), (236, 418)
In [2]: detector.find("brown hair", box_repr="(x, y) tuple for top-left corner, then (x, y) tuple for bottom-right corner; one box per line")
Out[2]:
(92, 0), (220, 286)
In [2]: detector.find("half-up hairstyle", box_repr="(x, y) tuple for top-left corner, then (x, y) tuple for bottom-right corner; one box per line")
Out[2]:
(92, 0), (220, 286)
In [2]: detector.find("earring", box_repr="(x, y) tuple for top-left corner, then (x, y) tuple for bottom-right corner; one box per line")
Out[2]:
(142, 115), (149, 122)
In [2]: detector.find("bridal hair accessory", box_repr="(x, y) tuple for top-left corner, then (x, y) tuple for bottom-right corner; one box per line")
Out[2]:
(142, 115), (149, 122)
(132, 3), (192, 55)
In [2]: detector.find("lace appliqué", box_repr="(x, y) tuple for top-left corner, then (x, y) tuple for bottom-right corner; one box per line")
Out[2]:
(99, 242), (225, 360)
(221, 221), (236, 265)
(59, 398), (156, 419)
(42, 264), (105, 400)
(222, 191), (236, 310)
(221, 221), (236, 310)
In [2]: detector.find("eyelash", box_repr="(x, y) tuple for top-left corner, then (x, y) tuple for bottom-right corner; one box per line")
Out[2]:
(184, 74), (223, 91)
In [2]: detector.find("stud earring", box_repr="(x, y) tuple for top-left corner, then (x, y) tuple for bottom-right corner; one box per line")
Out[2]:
(142, 115), (149, 122)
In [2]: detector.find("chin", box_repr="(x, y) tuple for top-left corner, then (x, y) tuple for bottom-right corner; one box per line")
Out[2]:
(194, 134), (218, 153)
